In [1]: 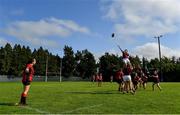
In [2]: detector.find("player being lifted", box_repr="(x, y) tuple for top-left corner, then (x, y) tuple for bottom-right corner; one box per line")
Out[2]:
(112, 33), (131, 65)
(120, 48), (130, 65)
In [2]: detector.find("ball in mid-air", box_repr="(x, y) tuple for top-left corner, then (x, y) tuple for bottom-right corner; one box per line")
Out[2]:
(112, 33), (115, 38)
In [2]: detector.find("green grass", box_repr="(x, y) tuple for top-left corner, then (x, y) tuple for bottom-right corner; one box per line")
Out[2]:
(0, 82), (180, 114)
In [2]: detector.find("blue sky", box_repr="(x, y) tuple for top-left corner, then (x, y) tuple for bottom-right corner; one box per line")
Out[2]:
(1, 0), (180, 60)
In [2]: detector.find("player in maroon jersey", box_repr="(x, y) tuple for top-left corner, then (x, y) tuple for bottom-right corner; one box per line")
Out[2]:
(98, 73), (103, 87)
(122, 63), (135, 94)
(141, 73), (148, 89)
(121, 49), (131, 65)
(18, 58), (36, 106)
(134, 65), (143, 88)
(95, 73), (99, 82)
(152, 69), (162, 91)
(111, 33), (130, 65)
(115, 68), (124, 92)
(132, 73), (140, 90)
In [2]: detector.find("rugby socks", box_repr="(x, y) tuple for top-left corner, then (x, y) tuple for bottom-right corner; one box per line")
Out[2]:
(20, 93), (27, 105)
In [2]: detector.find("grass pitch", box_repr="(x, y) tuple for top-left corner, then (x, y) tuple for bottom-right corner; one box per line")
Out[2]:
(0, 82), (180, 114)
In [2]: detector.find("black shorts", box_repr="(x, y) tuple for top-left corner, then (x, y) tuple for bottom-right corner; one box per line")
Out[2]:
(22, 80), (31, 86)
(133, 81), (138, 85)
(153, 77), (160, 83)
(98, 80), (102, 82)
(116, 79), (123, 84)
(142, 80), (148, 83)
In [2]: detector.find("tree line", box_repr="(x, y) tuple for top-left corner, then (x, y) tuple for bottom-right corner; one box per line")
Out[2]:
(0, 43), (180, 81)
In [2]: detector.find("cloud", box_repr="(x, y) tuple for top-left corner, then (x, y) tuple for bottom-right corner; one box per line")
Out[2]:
(0, 37), (9, 46)
(49, 18), (90, 34)
(133, 42), (180, 59)
(94, 49), (120, 62)
(101, 0), (180, 38)
(2, 17), (91, 47)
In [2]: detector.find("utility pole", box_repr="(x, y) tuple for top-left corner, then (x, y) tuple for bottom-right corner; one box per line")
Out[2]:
(154, 35), (163, 81)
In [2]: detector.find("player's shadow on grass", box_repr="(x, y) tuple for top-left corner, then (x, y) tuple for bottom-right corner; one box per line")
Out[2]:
(65, 90), (120, 94)
(0, 102), (16, 106)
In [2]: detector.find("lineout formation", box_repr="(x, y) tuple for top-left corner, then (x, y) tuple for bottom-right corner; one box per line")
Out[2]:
(15, 33), (162, 106)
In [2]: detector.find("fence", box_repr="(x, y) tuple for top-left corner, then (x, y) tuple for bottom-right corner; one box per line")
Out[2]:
(0, 75), (90, 82)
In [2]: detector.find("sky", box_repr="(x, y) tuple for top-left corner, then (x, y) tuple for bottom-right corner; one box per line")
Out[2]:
(1, 0), (180, 60)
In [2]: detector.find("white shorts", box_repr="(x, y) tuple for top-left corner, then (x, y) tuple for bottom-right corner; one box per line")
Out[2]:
(123, 58), (130, 64)
(123, 75), (131, 81)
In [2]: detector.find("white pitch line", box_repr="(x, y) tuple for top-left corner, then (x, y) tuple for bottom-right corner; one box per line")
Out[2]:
(63, 104), (103, 113)
(21, 106), (50, 114)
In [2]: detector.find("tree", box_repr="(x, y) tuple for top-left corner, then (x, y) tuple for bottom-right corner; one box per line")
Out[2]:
(99, 53), (122, 81)
(62, 45), (75, 77)
(142, 57), (149, 74)
(75, 49), (96, 78)
(1, 43), (13, 74)
(174, 63), (180, 81)
(0, 43), (180, 82)
(0, 47), (5, 74)
(11, 44), (22, 76)
(148, 58), (160, 69)
(129, 55), (141, 67)
(161, 56), (175, 73)
(32, 47), (48, 75)
(48, 54), (60, 75)
(161, 56), (175, 81)
(74, 50), (83, 76)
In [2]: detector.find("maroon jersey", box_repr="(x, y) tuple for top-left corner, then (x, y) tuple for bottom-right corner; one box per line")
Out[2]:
(153, 72), (160, 83)
(134, 76), (140, 82)
(116, 71), (124, 80)
(123, 51), (129, 58)
(123, 67), (132, 75)
(133, 76), (140, 85)
(96, 75), (100, 81)
(142, 75), (148, 82)
(22, 64), (34, 82)
(99, 75), (103, 81)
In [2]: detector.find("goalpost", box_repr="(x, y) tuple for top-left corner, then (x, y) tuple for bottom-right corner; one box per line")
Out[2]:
(45, 55), (62, 82)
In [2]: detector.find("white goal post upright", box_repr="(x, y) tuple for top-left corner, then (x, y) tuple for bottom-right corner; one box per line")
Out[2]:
(45, 55), (62, 82)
